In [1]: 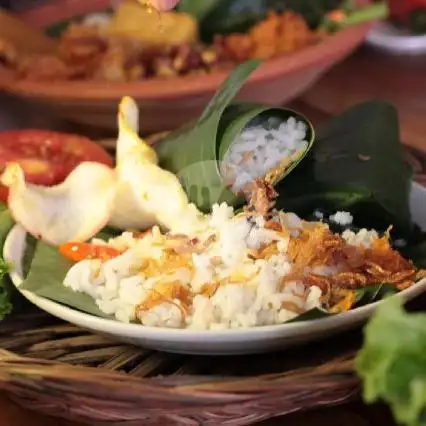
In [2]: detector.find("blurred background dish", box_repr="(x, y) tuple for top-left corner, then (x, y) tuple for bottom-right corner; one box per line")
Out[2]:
(366, 0), (426, 54)
(0, 0), (380, 133)
(367, 20), (426, 54)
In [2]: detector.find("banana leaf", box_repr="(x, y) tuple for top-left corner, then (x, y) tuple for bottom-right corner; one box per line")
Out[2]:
(175, 0), (222, 21)
(0, 205), (15, 320)
(19, 225), (123, 317)
(275, 101), (413, 235)
(403, 241), (426, 268)
(217, 103), (314, 187)
(20, 234), (114, 318)
(177, 0), (343, 42)
(354, 284), (397, 306)
(156, 60), (314, 212)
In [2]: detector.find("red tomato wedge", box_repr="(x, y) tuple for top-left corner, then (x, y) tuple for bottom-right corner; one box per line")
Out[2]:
(0, 130), (114, 203)
(59, 242), (123, 262)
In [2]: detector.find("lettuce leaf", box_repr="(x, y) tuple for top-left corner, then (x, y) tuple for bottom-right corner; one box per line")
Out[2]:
(355, 297), (426, 426)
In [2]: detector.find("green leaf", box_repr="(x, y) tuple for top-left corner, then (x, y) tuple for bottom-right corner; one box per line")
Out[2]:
(320, 2), (388, 33)
(195, 0), (344, 42)
(0, 207), (17, 320)
(156, 60), (261, 212)
(20, 230), (117, 318)
(22, 233), (37, 278)
(354, 283), (397, 306)
(157, 61), (314, 212)
(176, 0), (222, 20)
(409, 9), (426, 35)
(275, 101), (413, 235)
(403, 240), (426, 269)
(356, 297), (426, 426)
(286, 307), (330, 323)
(0, 261), (11, 320)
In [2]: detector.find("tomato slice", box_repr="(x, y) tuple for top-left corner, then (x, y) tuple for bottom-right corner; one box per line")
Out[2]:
(59, 242), (122, 262)
(0, 130), (114, 203)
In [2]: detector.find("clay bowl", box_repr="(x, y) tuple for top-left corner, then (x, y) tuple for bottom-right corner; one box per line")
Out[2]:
(0, 2), (373, 134)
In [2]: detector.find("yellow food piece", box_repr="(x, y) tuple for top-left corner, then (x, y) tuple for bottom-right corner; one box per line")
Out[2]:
(106, 1), (199, 46)
(1, 162), (117, 246)
(110, 96), (206, 234)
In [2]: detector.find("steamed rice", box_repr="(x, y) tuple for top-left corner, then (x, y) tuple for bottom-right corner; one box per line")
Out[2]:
(63, 203), (383, 330)
(220, 117), (309, 194)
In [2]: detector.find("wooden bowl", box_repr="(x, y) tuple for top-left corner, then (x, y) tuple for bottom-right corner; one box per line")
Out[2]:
(0, 1), (373, 134)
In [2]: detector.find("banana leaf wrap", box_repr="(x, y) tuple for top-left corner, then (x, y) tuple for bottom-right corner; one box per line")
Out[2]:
(275, 101), (413, 235)
(155, 61), (314, 212)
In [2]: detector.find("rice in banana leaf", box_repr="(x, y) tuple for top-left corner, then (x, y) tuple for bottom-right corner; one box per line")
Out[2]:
(155, 60), (314, 212)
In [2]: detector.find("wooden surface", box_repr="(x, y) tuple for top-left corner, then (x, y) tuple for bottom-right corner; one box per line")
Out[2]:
(301, 45), (426, 152)
(0, 44), (424, 426)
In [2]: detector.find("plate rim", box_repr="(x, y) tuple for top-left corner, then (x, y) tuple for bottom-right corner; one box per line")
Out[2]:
(5, 181), (426, 345)
(367, 21), (426, 54)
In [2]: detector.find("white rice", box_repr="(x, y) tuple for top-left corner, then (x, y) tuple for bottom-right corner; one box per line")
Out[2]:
(81, 13), (113, 28)
(329, 211), (353, 226)
(63, 206), (376, 330)
(220, 117), (309, 194)
(342, 228), (379, 248)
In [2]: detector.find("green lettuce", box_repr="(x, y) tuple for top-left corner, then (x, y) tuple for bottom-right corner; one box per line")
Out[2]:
(356, 297), (426, 426)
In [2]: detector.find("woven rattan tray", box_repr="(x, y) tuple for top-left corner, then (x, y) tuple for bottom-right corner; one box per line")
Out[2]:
(0, 146), (425, 426)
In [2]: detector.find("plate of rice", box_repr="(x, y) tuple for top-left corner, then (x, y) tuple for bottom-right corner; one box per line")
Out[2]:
(5, 180), (426, 355)
(2, 63), (424, 356)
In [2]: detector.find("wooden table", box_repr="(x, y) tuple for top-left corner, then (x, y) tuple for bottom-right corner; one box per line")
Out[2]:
(0, 45), (424, 426)
(300, 45), (426, 152)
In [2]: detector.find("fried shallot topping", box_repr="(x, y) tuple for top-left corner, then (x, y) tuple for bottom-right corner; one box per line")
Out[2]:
(129, 177), (425, 320)
(245, 178), (278, 217)
(283, 224), (424, 312)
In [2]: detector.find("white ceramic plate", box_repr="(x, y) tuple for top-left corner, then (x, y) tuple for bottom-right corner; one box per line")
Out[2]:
(367, 21), (426, 55)
(5, 182), (426, 355)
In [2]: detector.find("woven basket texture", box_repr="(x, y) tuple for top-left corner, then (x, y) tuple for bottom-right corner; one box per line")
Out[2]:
(0, 145), (424, 426)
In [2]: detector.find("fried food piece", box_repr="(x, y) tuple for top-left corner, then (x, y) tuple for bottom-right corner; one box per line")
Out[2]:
(0, 38), (18, 68)
(275, 11), (315, 54)
(222, 11), (316, 61)
(59, 24), (107, 64)
(280, 220), (425, 313)
(250, 11), (281, 60)
(245, 178), (278, 217)
(17, 55), (72, 81)
(136, 280), (193, 321)
(221, 34), (254, 62)
(56, 24), (108, 78)
(92, 39), (146, 81)
(0, 8), (316, 82)
(107, 0), (199, 46)
(288, 226), (423, 312)
(92, 44), (130, 81)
